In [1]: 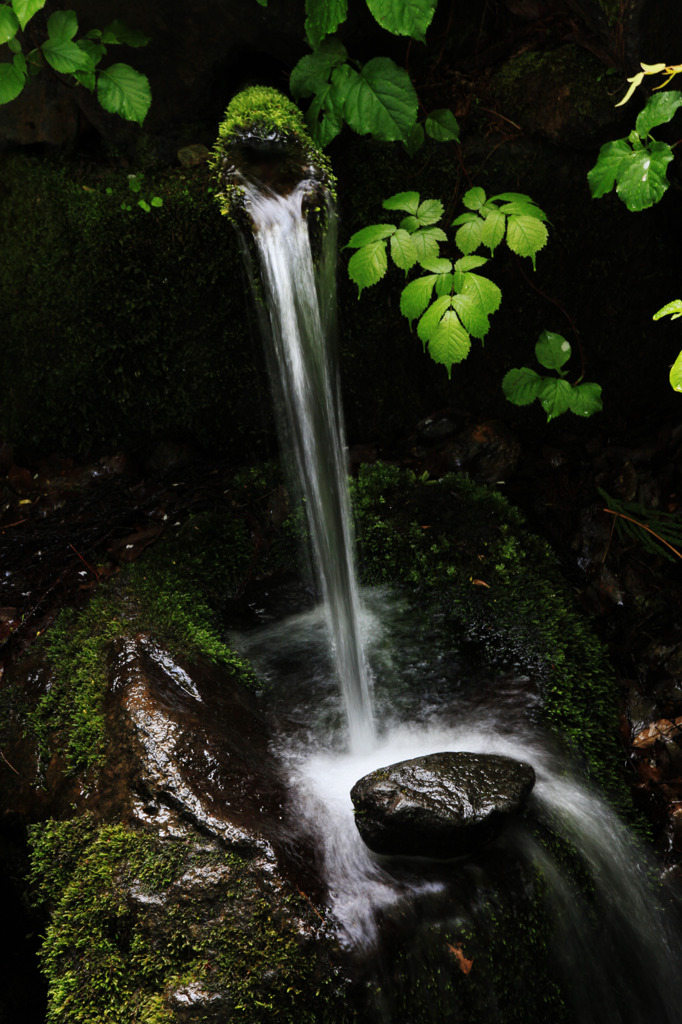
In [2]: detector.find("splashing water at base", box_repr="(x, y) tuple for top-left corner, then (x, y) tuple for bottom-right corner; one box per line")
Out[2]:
(243, 182), (374, 752)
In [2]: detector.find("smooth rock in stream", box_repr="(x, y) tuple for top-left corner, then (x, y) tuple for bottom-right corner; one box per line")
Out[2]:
(350, 751), (536, 858)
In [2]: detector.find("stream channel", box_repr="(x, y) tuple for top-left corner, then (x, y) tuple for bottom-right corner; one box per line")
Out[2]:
(224, 142), (682, 1022)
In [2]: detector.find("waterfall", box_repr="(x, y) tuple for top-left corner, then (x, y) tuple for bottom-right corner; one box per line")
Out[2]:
(242, 180), (375, 752)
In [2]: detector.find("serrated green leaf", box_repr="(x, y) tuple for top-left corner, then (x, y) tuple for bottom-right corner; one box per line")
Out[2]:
(568, 382), (603, 417)
(400, 274), (437, 323)
(418, 256), (452, 274)
(365, 0), (437, 42)
(101, 19), (150, 47)
(506, 215), (548, 268)
(654, 299), (682, 321)
(539, 377), (573, 421)
(42, 34), (92, 74)
(615, 140), (674, 211)
(383, 191), (420, 214)
(498, 200), (548, 221)
(502, 367), (544, 406)
(399, 214), (420, 232)
(451, 211), (478, 226)
(455, 218), (484, 255)
(424, 108), (459, 141)
(670, 350), (682, 393)
(462, 186), (486, 211)
(97, 62), (151, 124)
(7, 37), (21, 53)
(46, 9), (78, 42)
(428, 311), (471, 377)
(77, 38), (106, 68)
(390, 228), (418, 270)
(480, 208), (505, 252)
(417, 294), (452, 344)
(535, 330), (571, 370)
(305, 0), (348, 49)
(491, 191), (538, 203)
(451, 293), (490, 339)
(459, 272), (502, 316)
(0, 59), (25, 103)
(0, 6), (19, 44)
(587, 139), (631, 198)
(348, 239), (388, 294)
(403, 119), (424, 156)
(415, 198), (444, 226)
(305, 84), (343, 147)
(345, 223), (396, 248)
(454, 255), (488, 272)
(290, 38), (348, 98)
(412, 226), (447, 265)
(434, 273), (454, 296)
(342, 57), (418, 141)
(11, 0), (45, 31)
(635, 90), (682, 137)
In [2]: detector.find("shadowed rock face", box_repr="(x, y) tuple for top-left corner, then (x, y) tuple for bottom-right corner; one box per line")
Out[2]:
(350, 751), (536, 858)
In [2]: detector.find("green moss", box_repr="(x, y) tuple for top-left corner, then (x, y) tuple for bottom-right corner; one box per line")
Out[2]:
(211, 86), (336, 223)
(0, 152), (272, 459)
(28, 817), (349, 1024)
(350, 463), (627, 803)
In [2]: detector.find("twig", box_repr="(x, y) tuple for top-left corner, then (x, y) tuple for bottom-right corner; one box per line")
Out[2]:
(69, 543), (100, 581)
(602, 507), (682, 562)
(1, 750), (21, 775)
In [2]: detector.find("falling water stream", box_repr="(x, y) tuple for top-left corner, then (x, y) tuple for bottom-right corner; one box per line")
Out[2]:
(235, 175), (682, 1023)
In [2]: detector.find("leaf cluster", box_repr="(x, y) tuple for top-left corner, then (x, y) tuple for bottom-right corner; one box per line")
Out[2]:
(0, 1), (151, 124)
(502, 330), (602, 422)
(587, 90), (682, 211)
(345, 187), (548, 378)
(598, 487), (682, 563)
(283, 1), (458, 149)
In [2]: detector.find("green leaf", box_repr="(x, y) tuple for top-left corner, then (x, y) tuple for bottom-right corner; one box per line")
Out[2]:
(497, 200), (548, 221)
(434, 272), (454, 296)
(342, 57), (418, 141)
(415, 198), (444, 226)
(101, 19), (150, 47)
(11, 0), (45, 31)
(450, 293), (490, 339)
(568, 382), (603, 417)
(399, 214), (420, 232)
(615, 140), (674, 211)
(348, 239), (388, 294)
(459, 272), (502, 315)
(0, 6), (19, 44)
(506, 215), (548, 268)
(46, 9), (78, 41)
(424, 108), (459, 141)
(365, 0), (437, 42)
(400, 274), (437, 323)
(290, 38), (348, 98)
(653, 299), (682, 321)
(535, 330), (571, 370)
(390, 228), (418, 270)
(412, 226), (447, 265)
(150, 196), (163, 208)
(77, 38), (106, 68)
(635, 90), (682, 137)
(454, 255), (488, 272)
(383, 191), (420, 214)
(587, 138), (631, 198)
(491, 191), (539, 203)
(455, 217), (484, 255)
(7, 37), (21, 53)
(428, 311), (471, 377)
(97, 62), (151, 124)
(345, 223), (396, 248)
(418, 256), (452, 273)
(417, 294), (453, 344)
(539, 377), (573, 421)
(305, 0), (348, 49)
(462, 187), (486, 211)
(480, 208), (505, 253)
(670, 350), (682, 393)
(403, 120), (424, 156)
(305, 85), (343, 147)
(0, 58), (26, 103)
(138, 198), (151, 212)
(502, 367), (544, 406)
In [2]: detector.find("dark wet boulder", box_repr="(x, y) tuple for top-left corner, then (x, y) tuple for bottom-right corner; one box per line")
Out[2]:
(350, 751), (536, 858)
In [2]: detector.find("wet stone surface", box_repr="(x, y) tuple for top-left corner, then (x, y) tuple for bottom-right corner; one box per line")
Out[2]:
(350, 751), (536, 858)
